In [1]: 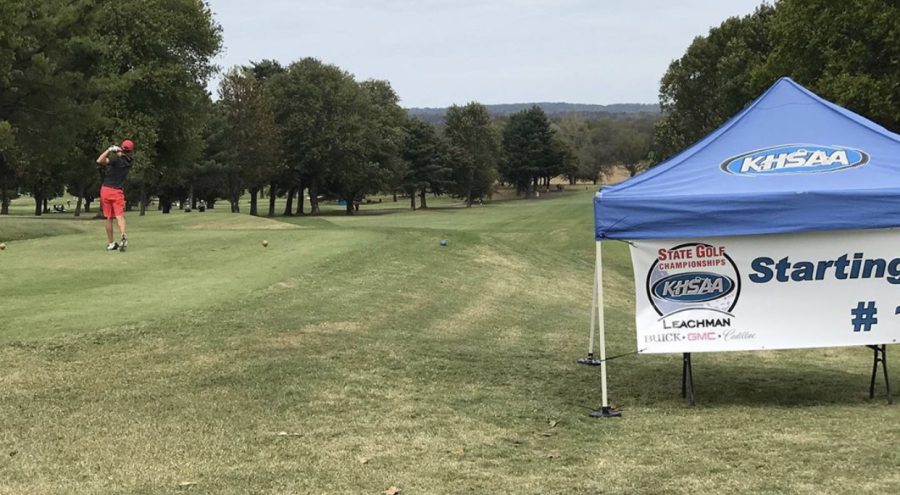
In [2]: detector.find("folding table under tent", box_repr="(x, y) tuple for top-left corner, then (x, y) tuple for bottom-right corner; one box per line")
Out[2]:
(589, 77), (900, 415)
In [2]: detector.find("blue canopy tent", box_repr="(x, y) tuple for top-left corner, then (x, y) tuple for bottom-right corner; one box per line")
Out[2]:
(587, 78), (900, 415)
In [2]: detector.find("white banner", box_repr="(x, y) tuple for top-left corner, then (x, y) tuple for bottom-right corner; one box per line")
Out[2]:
(629, 229), (900, 353)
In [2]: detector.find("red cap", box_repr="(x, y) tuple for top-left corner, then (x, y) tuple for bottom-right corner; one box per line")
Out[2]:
(121, 139), (134, 152)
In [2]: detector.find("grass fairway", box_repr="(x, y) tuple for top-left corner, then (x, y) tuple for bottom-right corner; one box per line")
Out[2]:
(0, 191), (898, 494)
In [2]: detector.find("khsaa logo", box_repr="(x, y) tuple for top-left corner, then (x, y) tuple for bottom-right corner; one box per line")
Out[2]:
(647, 243), (741, 317)
(721, 144), (868, 176)
(651, 272), (735, 303)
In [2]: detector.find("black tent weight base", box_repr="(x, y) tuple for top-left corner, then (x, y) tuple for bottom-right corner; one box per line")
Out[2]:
(577, 353), (603, 366)
(590, 406), (622, 418)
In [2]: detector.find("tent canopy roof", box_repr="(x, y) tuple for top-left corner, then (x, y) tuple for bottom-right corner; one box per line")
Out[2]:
(594, 77), (900, 240)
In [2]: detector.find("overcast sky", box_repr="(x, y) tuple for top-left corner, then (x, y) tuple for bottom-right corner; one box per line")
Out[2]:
(206, 0), (767, 108)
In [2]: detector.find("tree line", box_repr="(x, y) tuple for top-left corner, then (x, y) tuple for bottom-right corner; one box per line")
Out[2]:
(211, 60), (503, 214)
(0, 0), (662, 217)
(210, 65), (659, 211)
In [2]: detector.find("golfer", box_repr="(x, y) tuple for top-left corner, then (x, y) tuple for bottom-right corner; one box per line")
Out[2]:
(96, 139), (134, 251)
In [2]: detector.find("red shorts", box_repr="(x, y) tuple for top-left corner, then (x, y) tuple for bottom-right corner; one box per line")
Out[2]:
(100, 186), (126, 219)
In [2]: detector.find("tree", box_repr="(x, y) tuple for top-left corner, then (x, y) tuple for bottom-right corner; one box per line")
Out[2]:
(245, 60), (289, 217)
(656, 5), (775, 160)
(0, 122), (16, 214)
(0, 0), (223, 216)
(325, 79), (406, 215)
(757, 0), (900, 132)
(656, 0), (900, 163)
(0, 0), (95, 215)
(501, 106), (558, 195)
(60, 135), (104, 217)
(612, 119), (654, 176)
(557, 118), (605, 184)
(203, 102), (245, 212)
(81, 0), (222, 215)
(401, 118), (453, 209)
(269, 58), (360, 215)
(56, 0), (216, 216)
(218, 67), (280, 216)
(551, 133), (578, 185)
(444, 103), (501, 206)
(557, 117), (658, 184)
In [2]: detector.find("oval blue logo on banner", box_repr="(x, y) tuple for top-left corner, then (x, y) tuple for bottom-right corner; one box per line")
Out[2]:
(651, 272), (735, 303)
(721, 144), (868, 176)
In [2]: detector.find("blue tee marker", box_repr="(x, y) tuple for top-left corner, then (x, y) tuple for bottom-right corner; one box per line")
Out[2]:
(439, 240), (448, 246)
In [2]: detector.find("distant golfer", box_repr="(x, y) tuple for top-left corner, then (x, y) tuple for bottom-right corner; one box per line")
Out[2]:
(96, 139), (134, 251)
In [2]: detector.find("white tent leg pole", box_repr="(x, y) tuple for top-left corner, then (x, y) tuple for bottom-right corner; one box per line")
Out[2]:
(597, 241), (608, 407)
(591, 240), (620, 418)
(578, 262), (601, 366)
(588, 262), (597, 356)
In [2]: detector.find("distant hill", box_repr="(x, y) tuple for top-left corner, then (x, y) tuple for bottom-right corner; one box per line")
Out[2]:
(406, 102), (660, 124)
